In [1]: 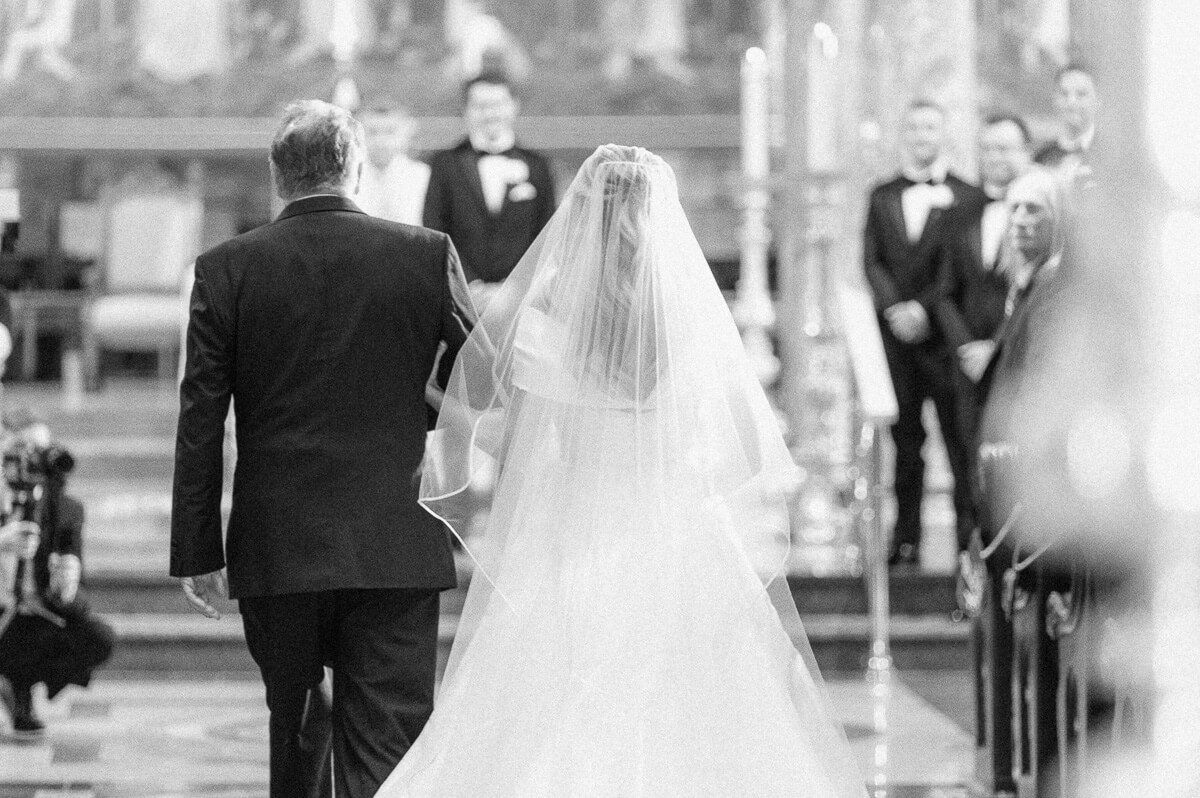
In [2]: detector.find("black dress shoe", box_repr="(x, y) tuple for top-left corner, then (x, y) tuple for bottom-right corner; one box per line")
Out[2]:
(887, 542), (919, 567)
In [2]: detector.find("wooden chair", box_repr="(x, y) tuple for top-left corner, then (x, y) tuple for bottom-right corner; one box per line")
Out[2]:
(82, 174), (202, 388)
(1047, 562), (1088, 798)
(1008, 556), (1059, 798)
(966, 546), (1017, 797)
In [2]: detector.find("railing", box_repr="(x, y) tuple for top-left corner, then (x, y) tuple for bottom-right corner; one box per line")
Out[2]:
(835, 280), (898, 680)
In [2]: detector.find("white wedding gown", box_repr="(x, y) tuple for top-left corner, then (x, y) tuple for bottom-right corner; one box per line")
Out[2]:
(375, 145), (865, 798)
(376, 327), (862, 798)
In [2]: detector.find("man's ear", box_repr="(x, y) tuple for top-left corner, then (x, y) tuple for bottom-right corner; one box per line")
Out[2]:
(269, 158), (293, 202)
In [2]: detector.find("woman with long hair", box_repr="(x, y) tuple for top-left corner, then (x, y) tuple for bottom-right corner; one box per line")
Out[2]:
(376, 145), (867, 798)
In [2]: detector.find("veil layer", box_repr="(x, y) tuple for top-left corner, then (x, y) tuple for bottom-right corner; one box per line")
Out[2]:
(407, 145), (865, 798)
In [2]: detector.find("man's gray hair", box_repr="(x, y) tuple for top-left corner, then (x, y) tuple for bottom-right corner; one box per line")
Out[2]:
(270, 100), (365, 199)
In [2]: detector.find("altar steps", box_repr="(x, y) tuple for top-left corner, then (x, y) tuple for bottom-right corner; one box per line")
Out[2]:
(5, 382), (969, 679)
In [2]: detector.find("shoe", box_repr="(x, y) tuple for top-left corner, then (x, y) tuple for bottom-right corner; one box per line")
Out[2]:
(4, 680), (44, 739)
(0, 677), (13, 719)
(887, 542), (919, 568)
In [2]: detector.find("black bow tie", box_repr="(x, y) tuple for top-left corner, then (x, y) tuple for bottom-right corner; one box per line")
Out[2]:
(902, 176), (942, 187)
(473, 146), (517, 158)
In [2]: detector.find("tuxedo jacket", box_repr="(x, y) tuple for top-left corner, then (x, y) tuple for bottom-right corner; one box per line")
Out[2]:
(423, 138), (556, 283)
(934, 195), (1010, 351)
(976, 257), (1064, 415)
(863, 174), (985, 349)
(171, 196), (473, 599)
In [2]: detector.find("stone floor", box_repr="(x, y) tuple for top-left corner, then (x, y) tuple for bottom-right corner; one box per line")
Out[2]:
(0, 671), (978, 797)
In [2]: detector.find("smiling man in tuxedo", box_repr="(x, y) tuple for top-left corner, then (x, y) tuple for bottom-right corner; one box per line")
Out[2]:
(863, 99), (985, 567)
(422, 71), (556, 310)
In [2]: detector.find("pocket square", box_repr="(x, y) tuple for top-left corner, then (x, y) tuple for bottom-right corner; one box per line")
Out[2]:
(508, 182), (538, 202)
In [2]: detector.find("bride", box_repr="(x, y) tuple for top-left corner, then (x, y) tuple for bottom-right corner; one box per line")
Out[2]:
(376, 145), (867, 797)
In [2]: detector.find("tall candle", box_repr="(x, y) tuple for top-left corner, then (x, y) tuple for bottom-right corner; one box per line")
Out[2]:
(742, 47), (770, 182)
(807, 23), (840, 172)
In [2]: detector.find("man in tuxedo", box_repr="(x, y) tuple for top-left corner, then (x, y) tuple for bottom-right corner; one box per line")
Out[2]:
(1035, 64), (1097, 180)
(863, 99), (984, 567)
(171, 100), (474, 798)
(423, 71), (556, 310)
(935, 113), (1033, 552)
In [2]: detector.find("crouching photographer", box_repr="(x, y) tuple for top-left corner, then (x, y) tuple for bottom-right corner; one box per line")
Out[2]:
(0, 411), (113, 738)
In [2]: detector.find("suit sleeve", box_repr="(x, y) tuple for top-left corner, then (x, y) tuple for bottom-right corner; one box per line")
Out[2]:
(933, 238), (973, 351)
(533, 154), (557, 232)
(425, 236), (477, 426)
(0, 287), (13, 371)
(52, 494), (84, 560)
(915, 235), (951, 318)
(422, 156), (451, 233)
(170, 255), (233, 578)
(863, 191), (901, 313)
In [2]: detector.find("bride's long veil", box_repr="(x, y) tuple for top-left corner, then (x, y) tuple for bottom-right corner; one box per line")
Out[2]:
(420, 145), (865, 797)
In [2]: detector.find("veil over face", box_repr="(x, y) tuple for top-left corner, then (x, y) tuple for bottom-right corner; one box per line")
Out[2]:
(413, 144), (866, 798)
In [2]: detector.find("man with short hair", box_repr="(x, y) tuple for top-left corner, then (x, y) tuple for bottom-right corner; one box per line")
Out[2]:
(171, 100), (474, 798)
(423, 71), (556, 309)
(357, 103), (430, 226)
(1035, 63), (1097, 178)
(862, 99), (985, 567)
(935, 113), (1033, 551)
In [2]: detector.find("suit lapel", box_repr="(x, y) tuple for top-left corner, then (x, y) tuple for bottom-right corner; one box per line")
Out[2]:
(968, 217), (984, 271)
(495, 151), (533, 219)
(915, 204), (947, 250)
(456, 146), (492, 219)
(886, 186), (909, 247)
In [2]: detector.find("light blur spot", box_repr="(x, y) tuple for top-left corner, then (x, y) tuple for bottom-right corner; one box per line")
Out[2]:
(1146, 399), (1200, 512)
(1067, 403), (1131, 500)
(1153, 212), (1200, 386)
(1080, 751), (1152, 798)
(1160, 210), (1200, 290)
(812, 22), (838, 59)
(1148, 1), (1200, 203)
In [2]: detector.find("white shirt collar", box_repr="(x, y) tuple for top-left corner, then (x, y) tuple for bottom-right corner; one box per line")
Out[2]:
(469, 129), (517, 155)
(1058, 125), (1095, 153)
(902, 158), (949, 185)
(983, 182), (1007, 201)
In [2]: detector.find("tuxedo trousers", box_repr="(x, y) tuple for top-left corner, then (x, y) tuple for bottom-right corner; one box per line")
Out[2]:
(882, 333), (973, 553)
(240, 588), (440, 798)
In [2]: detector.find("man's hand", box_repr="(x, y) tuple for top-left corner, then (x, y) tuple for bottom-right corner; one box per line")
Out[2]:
(885, 301), (931, 344)
(958, 339), (997, 383)
(48, 552), (82, 604)
(180, 569), (228, 620)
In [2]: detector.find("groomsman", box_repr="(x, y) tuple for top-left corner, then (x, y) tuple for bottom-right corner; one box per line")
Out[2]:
(1035, 63), (1097, 179)
(423, 71), (556, 309)
(934, 114), (1032, 551)
(357, 104), (430, 226)
(863, 100), (984, 567)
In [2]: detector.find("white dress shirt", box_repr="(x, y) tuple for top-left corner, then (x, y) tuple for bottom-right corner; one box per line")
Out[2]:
(357, 157), (431, 226)
(900, 160), (952, 243)
(470, 130), (519, 215)
(980, 199), (1009, 270)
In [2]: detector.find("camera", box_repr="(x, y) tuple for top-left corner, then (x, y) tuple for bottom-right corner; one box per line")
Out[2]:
(2, 443), (75, 492)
